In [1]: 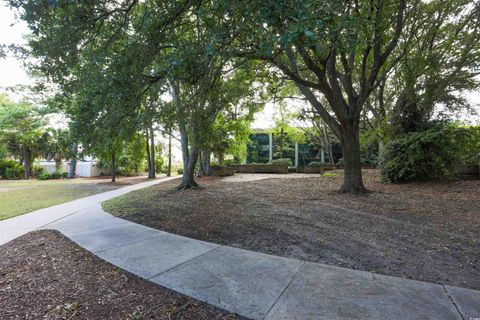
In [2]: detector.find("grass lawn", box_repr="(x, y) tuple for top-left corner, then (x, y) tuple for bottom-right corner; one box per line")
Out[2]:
(0, 230), (242, 319)
(103, 170), (480, 290)
(0, 176), (152, 221)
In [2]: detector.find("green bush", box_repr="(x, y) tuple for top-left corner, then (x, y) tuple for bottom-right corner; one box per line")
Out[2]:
(269, 158), (292, 166)
(37, 171), (66, 180)
(5, 166), (24, 179)
(177, 167), (184, 175)
(32, 165), (44, 178)
(379, 122), (474, 182)
(50, 171), (62, 179)
(0, 160), (24, 179)
(37, 172), (51, 180)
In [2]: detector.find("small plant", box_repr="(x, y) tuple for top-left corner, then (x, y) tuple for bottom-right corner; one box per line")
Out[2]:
(177, 167), (184, 175)
(321, 173), (337, 177)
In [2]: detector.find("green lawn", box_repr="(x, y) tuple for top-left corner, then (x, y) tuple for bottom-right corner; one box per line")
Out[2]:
(0, 176), (150, 221)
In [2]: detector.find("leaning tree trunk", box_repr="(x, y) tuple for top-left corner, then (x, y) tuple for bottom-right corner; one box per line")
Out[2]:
(339, 120), (367, 193)
(111, 153), (116, 183)
(67, 143), (78, 179)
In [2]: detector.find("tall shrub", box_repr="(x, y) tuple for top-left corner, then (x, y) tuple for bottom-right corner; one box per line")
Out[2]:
(379, 122), (477, 182)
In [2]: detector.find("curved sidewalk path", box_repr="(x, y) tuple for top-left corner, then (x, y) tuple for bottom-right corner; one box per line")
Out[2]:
(0, 177), (479, 320)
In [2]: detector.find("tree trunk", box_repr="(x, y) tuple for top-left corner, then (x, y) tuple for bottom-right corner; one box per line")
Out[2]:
(111, 153), (116, 183)
(177, 124), (199, 190)
(197, 152), (204, 177)
(167, 132), (172, 177)
(339, 121), (367, 193)
(67, 143), (78, 179)
(149, 126), (156, 178)
(23, 145), (30, 179)
(54, 157), (62, 172)
(145, 130), (153, 179)
(204, 150), (211, 176)
(218, 152), (224, 165)
(178, 145), (199, 190)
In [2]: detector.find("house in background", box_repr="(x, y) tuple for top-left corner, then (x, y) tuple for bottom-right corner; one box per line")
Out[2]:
(246, 130), (343, 167)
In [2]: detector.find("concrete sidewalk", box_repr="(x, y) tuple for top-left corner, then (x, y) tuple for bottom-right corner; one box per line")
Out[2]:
(0, 176), (178, 245)
(1, 179), (479, 319)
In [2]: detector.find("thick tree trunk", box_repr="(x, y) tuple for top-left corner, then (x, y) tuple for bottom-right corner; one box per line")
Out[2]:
(178, 145), (199, 190)
(339, 121), (367, 193)
(167, 133), (172, 177)
(149, 126), (156, 178)
(111, 153), (116, 183)
(67, 143), (78, 179)
(177, 124), (199, 190)
(204, 150), (211, 176)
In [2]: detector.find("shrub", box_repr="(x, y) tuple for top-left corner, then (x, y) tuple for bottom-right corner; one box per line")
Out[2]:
(32, 165), (44, 178)
(37, 171), (65, 180)
(379, 122), (470, 182)
(177, 167), (184, 175)
(37, 173), (51, 180)
(0, 160), (24, 179)
(50, 171), (62, 179)
(5, 166), (24, 179)
(269, 158), (292, 166)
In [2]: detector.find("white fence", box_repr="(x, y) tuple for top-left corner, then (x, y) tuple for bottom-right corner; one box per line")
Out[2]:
(35, 161), (110, 177)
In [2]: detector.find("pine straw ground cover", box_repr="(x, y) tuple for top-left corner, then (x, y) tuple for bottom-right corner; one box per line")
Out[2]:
(0, 230), (244, 320)
(103, 170), (480, 290)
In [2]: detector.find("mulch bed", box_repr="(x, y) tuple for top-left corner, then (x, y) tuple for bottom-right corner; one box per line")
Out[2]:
(0, 230), (246, 320)
(105, 170), (480, 290)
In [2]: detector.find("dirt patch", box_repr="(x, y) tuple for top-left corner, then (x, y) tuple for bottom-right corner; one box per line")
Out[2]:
(103, 170), (480, 290)
(0, 230), (245, 320)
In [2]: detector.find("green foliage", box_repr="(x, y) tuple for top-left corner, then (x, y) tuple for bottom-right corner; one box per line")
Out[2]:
(379, 123), (479, 182)
(32, 165), (44, 177)
(37, 171), (66, 180)
(269, 158), (292, 166)
(154, 156), (164, 174)
(0, 94), (46, 174)
(37, 173), (50, 180)
(0, 160), (24, 179)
